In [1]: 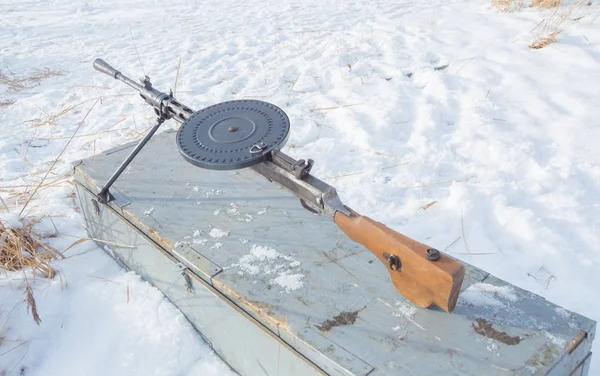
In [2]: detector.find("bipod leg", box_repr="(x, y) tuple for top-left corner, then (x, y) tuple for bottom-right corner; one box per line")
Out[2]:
(97, 117), (166, 204)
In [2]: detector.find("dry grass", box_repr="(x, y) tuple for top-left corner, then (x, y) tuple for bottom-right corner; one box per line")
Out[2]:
(530, 0), (587, 49)
(490, 0), (589, 49)
(0, 68), (64, 93)
(310, 103), (363, 112)
(0, 219), (65, 325)
(25, 94), (133, 129)
(529, 30), (562, 48)
(19, 98), (99, 217)
(531, 0), (563, 8)
(493, 0), (588, 11)
(492, 0), (525, 12)
(0, 67), (64, 112)
(25, 285), (41, 325)
(0, 100), (15, 108)
(0, 220), (64, 279)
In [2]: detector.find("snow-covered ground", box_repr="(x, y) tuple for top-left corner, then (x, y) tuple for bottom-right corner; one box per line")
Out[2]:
(2, 0), (600, 374)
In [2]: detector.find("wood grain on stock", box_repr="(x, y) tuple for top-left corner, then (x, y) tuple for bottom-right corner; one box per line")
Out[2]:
(334, 210), (465, 313)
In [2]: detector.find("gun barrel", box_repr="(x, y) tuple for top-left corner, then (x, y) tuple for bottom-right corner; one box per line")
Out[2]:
(93, 58), (144, 92)
(93, 58), (119, 78)
(93, 58), (196, 122)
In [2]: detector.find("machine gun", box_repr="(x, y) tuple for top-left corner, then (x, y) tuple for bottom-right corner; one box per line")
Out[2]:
(92, 58), (465, 313)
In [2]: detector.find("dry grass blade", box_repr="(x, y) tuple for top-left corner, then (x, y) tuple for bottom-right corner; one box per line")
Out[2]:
(19, 98), (100, 217)
(63, 238), (89, 253)
(32, 126), (132, 141)
(25, 285), (41, 325)
(61, 236), (136, 252)
(310, 103), (363, 112)
(0, 99), (15, 108)
(174, 57), (182, 97)
(322, 160), (410, 180)
(421, 201), (438, 211)
(0, 196), (9, 212)
(461, 211), (470, 254)
(323, 170), (365, 180)
(0, 340), (28, 357)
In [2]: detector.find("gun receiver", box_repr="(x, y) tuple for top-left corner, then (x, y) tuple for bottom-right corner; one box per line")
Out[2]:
(93, 58), (465, 312)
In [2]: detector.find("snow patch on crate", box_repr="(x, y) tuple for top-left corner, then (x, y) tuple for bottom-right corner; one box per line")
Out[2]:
(226, 203), (239, 216)
(459, 283), (519, 308)
(235, 245), (305, 292)
(193, 238), (208, 246)
(237, 214), (253, 222)
(554, 307), (571, 319)
(209, 228), (229, 238)
(395, 302), (418, 318)
(543, 331), (567, 347)
(192, 187), (226, 198)
(271, 272), (305, 293)
(175, 229), (213, 248)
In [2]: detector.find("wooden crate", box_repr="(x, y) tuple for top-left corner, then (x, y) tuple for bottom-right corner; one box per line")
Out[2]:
(74, 130), (595, 375)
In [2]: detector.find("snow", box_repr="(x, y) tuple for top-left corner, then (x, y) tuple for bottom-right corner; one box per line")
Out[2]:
(544, 331), (568, 347)
(208, 228), (229, 239)
(235, 245), (305, 291)
(270, 272), (305, 293)
(395, 302), (418, 319)
(1, 0), (600, 374)
(0, 248), (234, 376)
(459, 283), (519, 308)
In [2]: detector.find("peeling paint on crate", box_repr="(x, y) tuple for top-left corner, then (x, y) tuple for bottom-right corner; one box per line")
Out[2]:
(472, 318), (521, 345)
(122, 208), (175, 250)
(525, 344), (561, 373)
(212, 279), (292, 333)
(317, 310), (361, 332)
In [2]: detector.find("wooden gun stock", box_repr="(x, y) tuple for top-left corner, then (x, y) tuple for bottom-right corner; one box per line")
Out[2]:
(334, 209), (465, 313)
